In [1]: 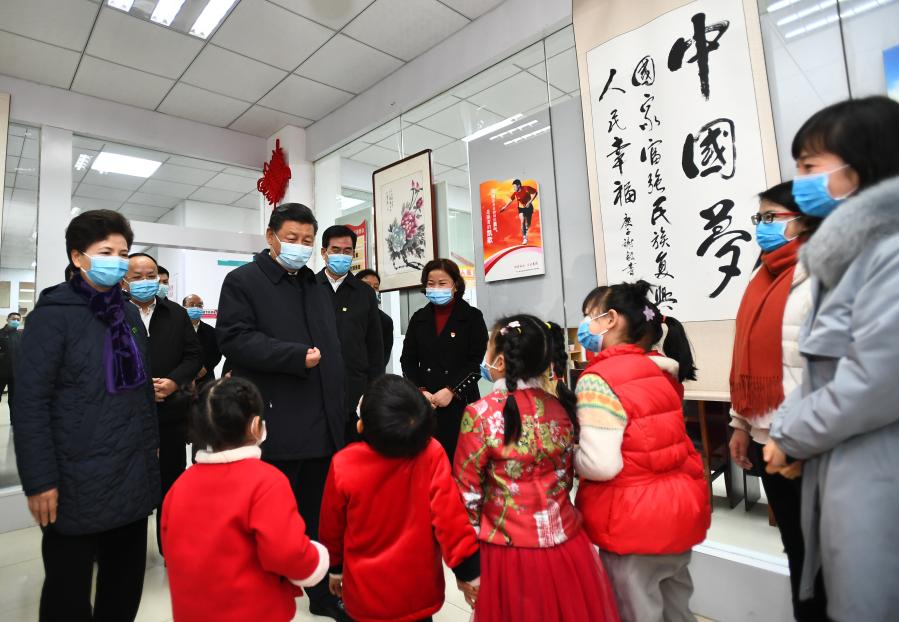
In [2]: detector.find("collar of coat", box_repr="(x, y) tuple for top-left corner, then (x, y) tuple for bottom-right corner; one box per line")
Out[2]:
(316, 268), (360, 290)
(801, 175), (899, 289)
(254, 249), (316, 284)
(195, 445), (261, 464)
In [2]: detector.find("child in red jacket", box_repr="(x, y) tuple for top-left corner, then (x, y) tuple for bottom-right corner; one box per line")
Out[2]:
(161, 377), (328, 622)
(319, 374), (480, 622)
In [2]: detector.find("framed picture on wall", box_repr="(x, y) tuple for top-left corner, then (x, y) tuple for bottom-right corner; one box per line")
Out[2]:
(372, 150), (437, 292)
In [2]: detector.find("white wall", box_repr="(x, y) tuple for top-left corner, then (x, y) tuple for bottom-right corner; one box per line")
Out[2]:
(0, 268), (34, 317)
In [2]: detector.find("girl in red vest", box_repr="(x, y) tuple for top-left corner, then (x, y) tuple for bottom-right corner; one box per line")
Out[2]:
(574, 281), (710, 622)
(161, 377), (329, 622)
(454, 315), (620, 622)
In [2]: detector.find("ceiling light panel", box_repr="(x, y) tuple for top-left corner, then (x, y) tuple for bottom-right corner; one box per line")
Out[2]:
(151, 0), (187, 26)
(107, 0), (135, 12)
(190, 0), (238, 39)
(91, 152), (162, 178)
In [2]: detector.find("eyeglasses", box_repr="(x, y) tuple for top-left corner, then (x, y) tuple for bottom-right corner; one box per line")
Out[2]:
(751, 211), (802, 225)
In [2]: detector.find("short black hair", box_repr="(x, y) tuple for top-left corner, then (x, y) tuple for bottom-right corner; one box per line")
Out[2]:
(7, 312), (20, 319)
(513, 179), (522, 187)
(356, 269), (380, 283)
(421, 258), (465, 301)
(158, 265), (169, 277)
(791, 96), (899, 191)
(758, 181), (821, 240)
(321, 225), (357, 249)
(128, 252), (158, 266)
(65, 209), (134, 266)
(359, 375), (435, 458)
(269, 203), (318, 235)
(191, 377), (264, 452)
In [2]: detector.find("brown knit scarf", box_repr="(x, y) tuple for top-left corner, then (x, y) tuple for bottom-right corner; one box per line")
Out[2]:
(729, 239), (801, 419)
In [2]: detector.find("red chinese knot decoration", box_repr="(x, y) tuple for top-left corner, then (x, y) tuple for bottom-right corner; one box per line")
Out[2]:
(257, 139), (292, 206)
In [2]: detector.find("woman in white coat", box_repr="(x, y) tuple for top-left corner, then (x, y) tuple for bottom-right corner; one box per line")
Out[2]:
(765, 95), (899, 622)
(728, 181), (824, 620)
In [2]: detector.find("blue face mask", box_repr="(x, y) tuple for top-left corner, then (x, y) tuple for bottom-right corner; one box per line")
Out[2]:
(425, 288), (454, 306)
(81, 253), (129, 288)
(186, 307), (203, 321)
(792, 165), (855, 218)
(157, 283), (169, 299)
(480, 357), (501, 382)
(274, 236), (314, 271)
(129, 278), (160, 302)
(8, 320), (20, 329)
(577, 313), (608, 353)
(755, 217), (799, 253)
(327, 254), (353, 276)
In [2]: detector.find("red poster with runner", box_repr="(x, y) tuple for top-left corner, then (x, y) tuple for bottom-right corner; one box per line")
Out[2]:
(347, 221), (368, 272)
(479, 178), (545, 282)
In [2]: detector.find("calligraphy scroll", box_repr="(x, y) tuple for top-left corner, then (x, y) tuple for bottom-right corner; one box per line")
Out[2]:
(586, 0), (766, 322)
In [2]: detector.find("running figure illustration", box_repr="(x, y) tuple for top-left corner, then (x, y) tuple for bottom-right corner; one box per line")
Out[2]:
(500, 179), (538, 245)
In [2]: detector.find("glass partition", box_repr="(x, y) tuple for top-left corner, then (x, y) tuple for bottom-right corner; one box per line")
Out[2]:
(1, 123), (40, 492)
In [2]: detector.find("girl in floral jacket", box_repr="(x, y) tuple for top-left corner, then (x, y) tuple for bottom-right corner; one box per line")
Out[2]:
(453, 315), (619, 622)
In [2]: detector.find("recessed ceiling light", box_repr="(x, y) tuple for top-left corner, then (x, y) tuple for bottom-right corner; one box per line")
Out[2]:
(74, 154), (92, 171)
(71, 207), (82, 216)
(30, 261), (37, 268)
(190, 0), (238, 39)
(107, 0), (135, 12)
(91, 153), (162, 178)
(31, 231), (37, 239)
(462, 114), (524, 143)
(151, 0), (186, 26)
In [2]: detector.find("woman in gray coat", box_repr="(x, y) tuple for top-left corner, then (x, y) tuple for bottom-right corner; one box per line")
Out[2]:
(765, 96), (899, 622)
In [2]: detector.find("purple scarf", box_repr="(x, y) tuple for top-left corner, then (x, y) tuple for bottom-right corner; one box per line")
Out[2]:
(71, 274), (147, 394)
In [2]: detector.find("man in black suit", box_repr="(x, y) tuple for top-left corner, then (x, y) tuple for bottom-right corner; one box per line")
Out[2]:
(182, 294), (221, 388)
(217, 204), (347, 621)
(316, 227), (385, 443)
(124, 253), (202, 556)
(355, 268), (394, 367)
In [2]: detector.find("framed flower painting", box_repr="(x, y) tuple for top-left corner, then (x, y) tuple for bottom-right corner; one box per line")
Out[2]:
(372, 150), (437, 292)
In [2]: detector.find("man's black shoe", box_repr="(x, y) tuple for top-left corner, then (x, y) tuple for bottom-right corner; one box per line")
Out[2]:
(309, 597), (352, 622)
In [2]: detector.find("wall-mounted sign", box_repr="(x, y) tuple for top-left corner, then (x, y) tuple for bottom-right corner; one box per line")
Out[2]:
(585, 0), (767, 321)
(348, 221), (368, 273)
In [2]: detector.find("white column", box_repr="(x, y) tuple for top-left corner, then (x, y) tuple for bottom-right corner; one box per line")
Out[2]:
(35, 126), (72, 297)
(267, 125), (314, 208)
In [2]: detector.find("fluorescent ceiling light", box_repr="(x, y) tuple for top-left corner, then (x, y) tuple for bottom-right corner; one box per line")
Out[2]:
(151, 0), (186, 26)
(19, 288), (34, 293)
(74, 154), (92, 171)
(71, 207), (82, 216)
(777, 0), (839, 26)
(107, 0), (135, 12)
(339, 195), (366, 210)
(190, 0), (238, 39)
(490, 119), (539, 141)
(784, 0), (892, 38)
(767, 0), (800, 12)
(91, 153), (162, 178)
(462, 114), (524, 143)
(504, 126), (551, 146)
(30, 261), (37, 268)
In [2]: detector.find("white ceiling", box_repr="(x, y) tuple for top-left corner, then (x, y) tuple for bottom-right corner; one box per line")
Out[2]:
(69, 135), (263, 224)
(337, 25), (578, 191)
(0, 0), (506, 138)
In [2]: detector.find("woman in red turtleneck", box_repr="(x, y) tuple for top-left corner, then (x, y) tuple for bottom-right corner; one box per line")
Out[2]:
(728, 181), (824, 621)
(401, 258), (488, 461)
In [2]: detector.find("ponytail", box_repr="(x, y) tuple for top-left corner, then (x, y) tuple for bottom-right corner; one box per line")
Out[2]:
(545, 321), (578, 432)
(662, 315), (697, 382)
(190, 377), (264, 452)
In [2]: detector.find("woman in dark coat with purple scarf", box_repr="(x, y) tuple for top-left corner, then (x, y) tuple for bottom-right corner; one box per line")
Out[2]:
(13, 210), (160, 622)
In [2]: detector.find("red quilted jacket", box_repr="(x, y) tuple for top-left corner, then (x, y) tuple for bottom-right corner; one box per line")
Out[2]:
(575, 345), (710, 555)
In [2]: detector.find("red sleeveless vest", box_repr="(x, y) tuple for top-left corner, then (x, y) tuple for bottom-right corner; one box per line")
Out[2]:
(575, 344), (710, 555)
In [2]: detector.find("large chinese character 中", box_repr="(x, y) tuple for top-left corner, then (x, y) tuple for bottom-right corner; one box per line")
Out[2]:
(696, 199), (751, 298)
(682, 118), (736, 180)
(668, 12), (730, 100)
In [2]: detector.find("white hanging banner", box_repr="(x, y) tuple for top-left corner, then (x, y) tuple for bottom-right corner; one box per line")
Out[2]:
(586, 0), (765, 321)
